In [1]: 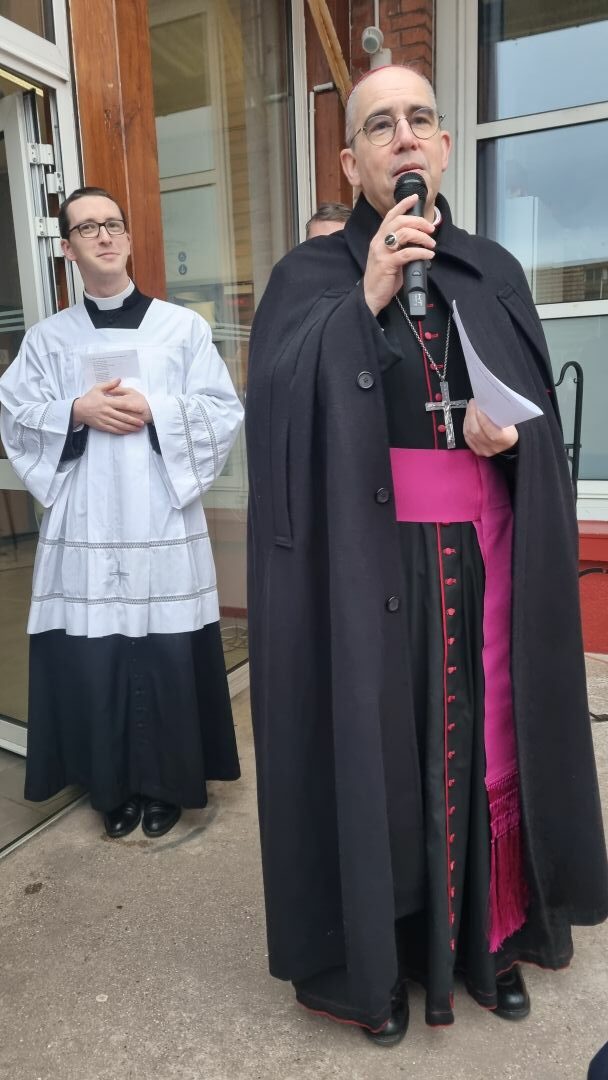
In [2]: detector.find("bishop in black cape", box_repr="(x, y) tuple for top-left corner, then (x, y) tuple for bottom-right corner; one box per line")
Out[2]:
(245, 191), (608, 1031)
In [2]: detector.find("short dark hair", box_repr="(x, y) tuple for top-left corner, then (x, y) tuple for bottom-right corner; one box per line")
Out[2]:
(58, 186), (128, 239)
(305, 202), (351, 238)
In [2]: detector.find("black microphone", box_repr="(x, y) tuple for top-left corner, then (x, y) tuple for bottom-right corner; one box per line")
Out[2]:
(394, 171), (428, 318)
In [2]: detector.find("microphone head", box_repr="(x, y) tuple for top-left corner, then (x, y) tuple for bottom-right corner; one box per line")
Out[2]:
(394, 171), (428, 207)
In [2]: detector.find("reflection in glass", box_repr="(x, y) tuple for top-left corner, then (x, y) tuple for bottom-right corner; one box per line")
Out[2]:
(161, 186), (220, 286)
(0, 132), (39, 725)
(477, 121), (608, 304)
(0, 0), (55, 42)
(0, 133), (24, 373)
(478, 2), (608, 122)
(0, 68), (82, 849)
(149, 0), (296, 672)
(545, 316), (608, 481)
(151, 12), (213, 178)
(0, 499), (37, 723)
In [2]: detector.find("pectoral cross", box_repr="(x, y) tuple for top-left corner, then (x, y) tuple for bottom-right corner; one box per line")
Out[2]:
(110, 562), (130, 584)
(425, 380), (468, 450)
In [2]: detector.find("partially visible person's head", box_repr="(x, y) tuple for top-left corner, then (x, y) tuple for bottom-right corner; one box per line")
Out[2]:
(59, 187), (131, 295)
(340, 65), (451, 222)
(306, 202), (352, 239)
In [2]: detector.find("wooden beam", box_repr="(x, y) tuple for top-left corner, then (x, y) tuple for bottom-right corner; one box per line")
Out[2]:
(306, 0), (352, 106)
(67, 0), (166, 299)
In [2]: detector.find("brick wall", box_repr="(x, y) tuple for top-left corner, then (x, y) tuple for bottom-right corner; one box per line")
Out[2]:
(579, 524), (608, 653)
(305, 0), (352, 206)
(305, 1), (435, 208)
(351, 1), (434, 83)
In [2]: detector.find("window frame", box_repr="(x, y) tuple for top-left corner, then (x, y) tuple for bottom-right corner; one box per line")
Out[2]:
(0, 2), (81, 306)
(436, 0), (608, 514)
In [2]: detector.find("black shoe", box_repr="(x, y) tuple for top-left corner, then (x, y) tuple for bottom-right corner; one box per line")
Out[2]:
(142, 798), (181, 838)
(103, 796), (141, 838)
(364, 981), (409, 1048)
(494, 965), (530, 1020)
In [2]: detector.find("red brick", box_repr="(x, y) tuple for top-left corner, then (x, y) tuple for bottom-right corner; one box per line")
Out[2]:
(399, 28), (431, 47)
(386, 1), (432, 16)
(350, 0), (434, 96)
(387, 13), (432, 33)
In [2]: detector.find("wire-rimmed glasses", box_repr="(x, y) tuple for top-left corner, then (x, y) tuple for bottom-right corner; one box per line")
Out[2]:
(351, 108), (445, 147)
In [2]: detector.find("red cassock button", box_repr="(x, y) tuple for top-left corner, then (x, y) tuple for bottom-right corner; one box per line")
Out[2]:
(449, 805), (456, 816)
(448, 666), (457, 674)
(448, 778), (456, 788)
(450, 912), (456, 925)
(449, 833), (456, 844)
(447, 636), (456, 646)
(450, 939), (456, 952)
(450, 860), (456, 872)
(437, 424), (446, 433)
(450, 886), (456, 898)
(447, 608), (456, 616)
(424, 330), (439, 340)
(445, 578), (457, 586)
(443, 547), (456, 555)
(448, 722), (456, 732)
(435, 393), (442, 402)
(447, 694), (456, 703)
(448, 750), (456, 760)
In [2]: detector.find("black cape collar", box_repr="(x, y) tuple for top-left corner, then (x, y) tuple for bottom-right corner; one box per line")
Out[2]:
(343, 193), (485, 281)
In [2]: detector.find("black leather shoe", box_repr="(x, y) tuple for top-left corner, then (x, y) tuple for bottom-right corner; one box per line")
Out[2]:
(494, 965), (530, 1020)
(103, 796), (141, 838)
(364, 981), (409, 1047)
(142, 798), (181, 838)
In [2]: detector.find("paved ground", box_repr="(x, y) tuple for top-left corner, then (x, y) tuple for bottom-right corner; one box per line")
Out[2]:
(1, 658), (608, 1080)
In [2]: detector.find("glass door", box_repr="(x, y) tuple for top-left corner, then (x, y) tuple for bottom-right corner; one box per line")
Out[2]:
(149, 0), (297, 679)
(0, 89), (57, 755)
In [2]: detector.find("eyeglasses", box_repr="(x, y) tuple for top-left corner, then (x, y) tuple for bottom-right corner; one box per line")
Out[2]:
(68, 218), (126, 239)
(351, 108), (445, 147)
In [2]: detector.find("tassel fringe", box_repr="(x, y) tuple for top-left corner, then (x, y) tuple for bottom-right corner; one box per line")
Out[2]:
(487, 771), (529, 953)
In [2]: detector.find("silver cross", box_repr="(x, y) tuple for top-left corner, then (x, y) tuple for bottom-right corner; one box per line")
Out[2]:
(425, 380), (468, 450)
(110, 562), (130, 584)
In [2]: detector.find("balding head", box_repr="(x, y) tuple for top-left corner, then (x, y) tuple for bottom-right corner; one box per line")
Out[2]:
(344, 65), (438, 146)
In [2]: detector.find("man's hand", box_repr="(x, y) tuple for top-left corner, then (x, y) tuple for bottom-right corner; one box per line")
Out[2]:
(73, 379), (150, 434)
(363, 194), (437, 317)
(106, 385), (153, 424)
(463, 399), (518, 457)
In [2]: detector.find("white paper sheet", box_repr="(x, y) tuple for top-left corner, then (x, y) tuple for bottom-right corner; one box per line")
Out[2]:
(81, 349), (141, 390)
(452, 301), (542, 428)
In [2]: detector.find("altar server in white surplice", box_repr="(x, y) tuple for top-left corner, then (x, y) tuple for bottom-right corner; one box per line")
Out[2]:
(0, 186), (244, 839)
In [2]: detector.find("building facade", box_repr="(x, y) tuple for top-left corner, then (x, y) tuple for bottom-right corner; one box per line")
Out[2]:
(0, 0), (606, 851)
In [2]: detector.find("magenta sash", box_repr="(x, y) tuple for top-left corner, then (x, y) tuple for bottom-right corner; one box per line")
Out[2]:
(390, 448), (528, 952)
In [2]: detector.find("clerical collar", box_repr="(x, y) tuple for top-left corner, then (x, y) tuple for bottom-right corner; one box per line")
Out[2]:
(83, 279), (135, 310)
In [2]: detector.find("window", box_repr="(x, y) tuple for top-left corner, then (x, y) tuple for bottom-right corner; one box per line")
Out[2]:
(149, 0), (297, 672)
(478, 1), (608, 121)
(438, 0), (608, 505)
(545, 315), (608, 481)
(0, 0), (55, 42)
(477, 120), (608, 304)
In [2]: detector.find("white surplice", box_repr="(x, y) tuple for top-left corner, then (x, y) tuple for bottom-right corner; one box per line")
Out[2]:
(0, 298), (244, 638)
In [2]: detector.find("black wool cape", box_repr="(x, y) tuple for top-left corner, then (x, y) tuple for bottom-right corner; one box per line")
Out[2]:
(245, 195), (608, 1030)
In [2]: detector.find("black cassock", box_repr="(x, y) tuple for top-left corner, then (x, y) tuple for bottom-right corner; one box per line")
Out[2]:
(25, 289), (240, 812)
(378, 273), (515, 1024)
(246, 195), (608, 1030)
